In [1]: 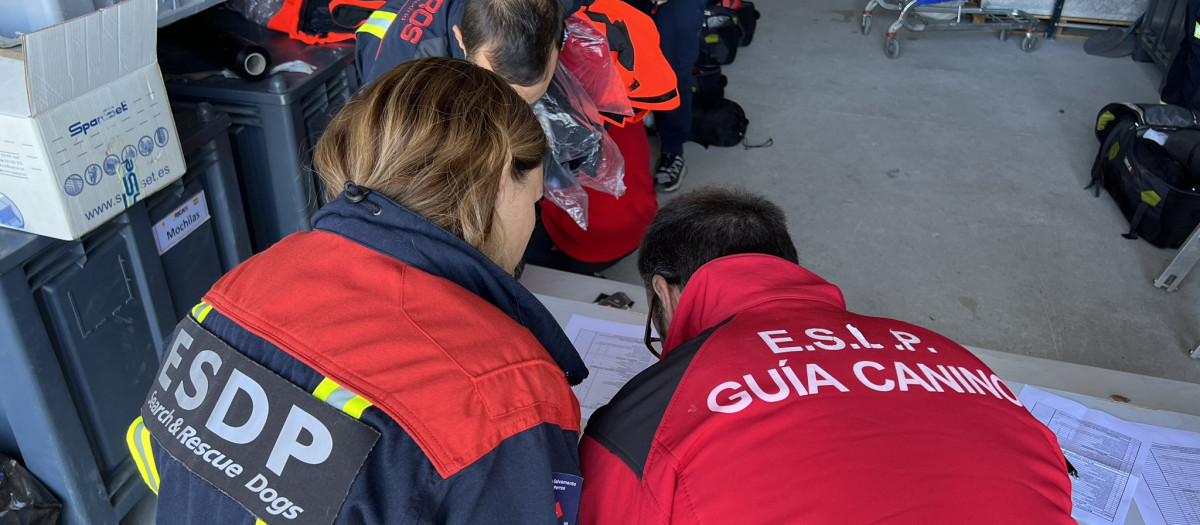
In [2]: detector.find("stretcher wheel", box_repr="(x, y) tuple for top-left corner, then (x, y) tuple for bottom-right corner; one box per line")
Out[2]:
(998, 29), (1010, 41)
(1020, 34), (1041, 53)
(861, 14), (872, 35)
(884, 37), (900, 59)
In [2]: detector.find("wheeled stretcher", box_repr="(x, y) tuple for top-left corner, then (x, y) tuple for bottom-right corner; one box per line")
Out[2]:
(861, 0), (1044, 58)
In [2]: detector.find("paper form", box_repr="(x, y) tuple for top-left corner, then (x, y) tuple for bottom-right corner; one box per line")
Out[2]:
(1020, 386), (1152, 525)
(1132, 425), (1200, 525)
(563, 315), (659, 424)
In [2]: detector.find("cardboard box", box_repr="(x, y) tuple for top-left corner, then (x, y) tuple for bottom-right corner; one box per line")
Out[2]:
(0, 0), (186, 240)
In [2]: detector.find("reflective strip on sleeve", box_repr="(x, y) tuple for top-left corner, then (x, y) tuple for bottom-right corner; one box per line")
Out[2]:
(1194, 21), (1199, 39)
(126, 417), (160, 494)
(356, 11), (396, 39)
(313, 377), (374, 419)
(191, 302), (214, 324)
(256, 520), (268, 525)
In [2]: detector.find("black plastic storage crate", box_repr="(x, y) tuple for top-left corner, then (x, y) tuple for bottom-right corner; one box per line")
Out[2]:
(148, 104), (253, 319)
(159, 7), (359, 252)
(0, 102), (253, 525)
(0, 211), (176, 525)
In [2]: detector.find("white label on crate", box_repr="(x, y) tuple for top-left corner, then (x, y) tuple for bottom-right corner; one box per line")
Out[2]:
(153, 190), (211, 255)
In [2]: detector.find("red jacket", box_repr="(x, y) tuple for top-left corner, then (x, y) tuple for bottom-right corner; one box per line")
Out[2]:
(580, 254), (1075, 524)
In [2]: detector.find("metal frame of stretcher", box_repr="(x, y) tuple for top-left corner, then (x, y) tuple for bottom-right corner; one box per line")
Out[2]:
(861, 0), (1045, 59)
(1155, 222), (1200, 294)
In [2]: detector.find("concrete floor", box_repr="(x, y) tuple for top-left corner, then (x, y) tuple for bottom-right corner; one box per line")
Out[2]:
(604, 0), (1200, 384)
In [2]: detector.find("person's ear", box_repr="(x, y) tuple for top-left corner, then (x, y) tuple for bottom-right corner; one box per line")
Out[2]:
(651, 275), (683, 329)
(452, 25), (466, 55)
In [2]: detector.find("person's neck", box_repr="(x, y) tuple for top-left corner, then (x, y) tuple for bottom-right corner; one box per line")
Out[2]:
(662, 254), (847, 355)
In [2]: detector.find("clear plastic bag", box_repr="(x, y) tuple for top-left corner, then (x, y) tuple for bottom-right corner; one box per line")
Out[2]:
(540, 153), (591, 231)
(536, 62), (626, 200)
(534, 69), (593, 230)
(560, 13), (634, 123)
(226, 0), (284, 26)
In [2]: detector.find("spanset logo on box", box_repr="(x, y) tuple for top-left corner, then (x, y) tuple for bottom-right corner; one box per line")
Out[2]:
(67, 101), (131, 137)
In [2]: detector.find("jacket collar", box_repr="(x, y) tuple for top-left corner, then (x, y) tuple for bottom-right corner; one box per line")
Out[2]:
(663, 254), (847, 355)
(311, 192), (589, 385)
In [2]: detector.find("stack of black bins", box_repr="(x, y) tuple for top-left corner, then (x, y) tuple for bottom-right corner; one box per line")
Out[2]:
(0, 103), (251, 525)
(159, 6), (360, 252)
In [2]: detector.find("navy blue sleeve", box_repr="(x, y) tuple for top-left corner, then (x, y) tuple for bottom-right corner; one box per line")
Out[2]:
(426, 424), (582, 525)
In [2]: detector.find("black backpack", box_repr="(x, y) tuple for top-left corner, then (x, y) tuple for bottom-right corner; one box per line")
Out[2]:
(692, 63), (727, 106)
(698, 6), (740, 66)
(690, 98), (748, 148)
(735, 1), (759, 46)
(1090, 102), (1200, 248)
(709, 0), (759, 46)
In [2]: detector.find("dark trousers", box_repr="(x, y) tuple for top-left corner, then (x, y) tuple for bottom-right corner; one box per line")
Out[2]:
(1162, 0), (1200, 109)
(651, 0), (706, 156)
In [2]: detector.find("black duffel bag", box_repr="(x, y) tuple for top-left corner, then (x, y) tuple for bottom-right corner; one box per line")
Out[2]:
(1090, 102), (1200, 248)
(690, 97), (748, 148)
(698, 6), (740, 65)
(708, 0), (759, 46)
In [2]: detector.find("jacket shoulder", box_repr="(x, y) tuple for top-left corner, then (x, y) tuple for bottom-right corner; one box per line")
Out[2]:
(204, 231), (580, 478)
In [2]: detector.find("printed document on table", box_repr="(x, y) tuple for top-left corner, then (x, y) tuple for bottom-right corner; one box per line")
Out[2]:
(1131, 424), (1200, 525)
(1019, 386), (1152, 525)
(564, 315), (659, 424)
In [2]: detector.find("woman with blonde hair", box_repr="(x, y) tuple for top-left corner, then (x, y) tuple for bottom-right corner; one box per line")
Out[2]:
(132, 57), (588, 524)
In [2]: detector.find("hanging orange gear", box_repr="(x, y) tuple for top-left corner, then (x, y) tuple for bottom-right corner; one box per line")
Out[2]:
(579, 0), (679, 124)
(266, 0), (386, 44)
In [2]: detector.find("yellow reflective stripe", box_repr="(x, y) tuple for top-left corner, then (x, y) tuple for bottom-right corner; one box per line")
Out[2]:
(126, 418), (152, 492)
(1194, 21), (1199, 39)
(256, 520), (268, 525)
(312, 377), (373, 419)
(357, 23), (387, 39)
(126, 417), (159, 494)
(313, 377), (340, 402)
(141, 432), (160, 490)
(141, 426), (160, 488)
(342, 396), (373, 419)
(191, 302), (213, 323)
(356, 11), (397, 39)
(368, 11), (397, 22)
(196, 304), (213, 323)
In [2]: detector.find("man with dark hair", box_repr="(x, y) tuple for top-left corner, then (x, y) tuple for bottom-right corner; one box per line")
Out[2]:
(355, 0), (574, 102)
(579, 187), (1076, 524)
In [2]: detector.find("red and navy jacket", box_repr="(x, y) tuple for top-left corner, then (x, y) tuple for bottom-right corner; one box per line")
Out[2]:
(354, 0), (590, 86)
(580, 254), (1075, 524)
(145, 190), (589, 524)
